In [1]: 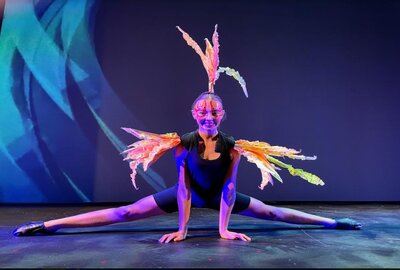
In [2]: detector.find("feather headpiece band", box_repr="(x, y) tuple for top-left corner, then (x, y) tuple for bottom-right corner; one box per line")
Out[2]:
(177, 25), (248, 97)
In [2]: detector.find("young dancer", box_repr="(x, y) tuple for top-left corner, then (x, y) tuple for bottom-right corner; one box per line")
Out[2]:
(13, 25), (361, 242)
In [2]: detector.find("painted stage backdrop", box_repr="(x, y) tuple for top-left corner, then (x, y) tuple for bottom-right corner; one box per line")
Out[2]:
(0, 0), (399, 203)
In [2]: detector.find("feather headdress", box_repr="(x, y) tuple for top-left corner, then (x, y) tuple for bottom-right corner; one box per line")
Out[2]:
(121, 26), (324, 191)
(177, 25), (248, 97)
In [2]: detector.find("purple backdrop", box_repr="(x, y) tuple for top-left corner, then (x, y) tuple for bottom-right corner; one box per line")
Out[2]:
(1, 0), (399, 202)
(90, 0), (400, 202)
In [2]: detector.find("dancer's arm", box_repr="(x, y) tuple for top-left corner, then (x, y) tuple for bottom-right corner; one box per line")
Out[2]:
(159, 144), (191, 243)
(219, 149), (251, 242)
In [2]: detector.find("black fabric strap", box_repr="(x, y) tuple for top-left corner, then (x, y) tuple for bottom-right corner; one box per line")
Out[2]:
(180, 130), (235, 153)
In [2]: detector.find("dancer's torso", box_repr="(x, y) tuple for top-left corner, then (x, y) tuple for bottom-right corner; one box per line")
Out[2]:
(180, 131), (235, 202)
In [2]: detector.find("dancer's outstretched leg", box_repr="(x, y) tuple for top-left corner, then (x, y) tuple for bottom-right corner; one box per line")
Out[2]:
(13, 195), (166, 236)
(238, 197), (361, 229)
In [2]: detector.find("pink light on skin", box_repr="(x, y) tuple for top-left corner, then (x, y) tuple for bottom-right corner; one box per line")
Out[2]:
(191, 98), (225, 137)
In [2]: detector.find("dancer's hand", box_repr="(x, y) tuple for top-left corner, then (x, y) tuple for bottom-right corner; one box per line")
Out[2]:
(159, 230), (187, 243)
(219, 230), (251, 242)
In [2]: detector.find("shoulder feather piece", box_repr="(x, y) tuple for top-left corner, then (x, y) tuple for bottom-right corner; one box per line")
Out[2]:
(121, 128), (181, 190)
(234, 139), (324, 190)
(177, 25), (248, 97)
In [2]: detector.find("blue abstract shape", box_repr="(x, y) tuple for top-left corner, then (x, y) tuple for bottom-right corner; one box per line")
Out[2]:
(0, 0), (167, 202)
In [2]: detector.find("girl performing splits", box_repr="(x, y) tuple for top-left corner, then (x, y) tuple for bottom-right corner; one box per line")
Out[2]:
(13, 25), (361, 242)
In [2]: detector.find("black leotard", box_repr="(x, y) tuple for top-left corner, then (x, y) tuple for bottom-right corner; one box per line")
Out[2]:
(153, 131), (251, 213)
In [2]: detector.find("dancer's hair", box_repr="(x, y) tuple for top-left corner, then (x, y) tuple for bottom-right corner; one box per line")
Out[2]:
(191, 92), (224, 110)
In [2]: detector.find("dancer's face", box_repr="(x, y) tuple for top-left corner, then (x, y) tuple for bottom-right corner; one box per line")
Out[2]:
(192, 98), (225, 132)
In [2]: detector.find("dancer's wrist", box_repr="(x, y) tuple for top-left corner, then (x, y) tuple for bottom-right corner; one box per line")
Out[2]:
(178, 226), (188, 233)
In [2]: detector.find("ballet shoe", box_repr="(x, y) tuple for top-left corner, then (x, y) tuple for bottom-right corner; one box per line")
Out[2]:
(13, 221), (55, 236)
(334, 218), (362, 230)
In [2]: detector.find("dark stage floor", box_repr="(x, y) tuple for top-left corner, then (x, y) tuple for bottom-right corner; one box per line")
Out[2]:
(1, 203), (399, 268)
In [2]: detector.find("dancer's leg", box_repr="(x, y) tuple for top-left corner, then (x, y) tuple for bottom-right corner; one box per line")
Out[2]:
(44, 195), (165, 231)
(238, 197), (337, 227)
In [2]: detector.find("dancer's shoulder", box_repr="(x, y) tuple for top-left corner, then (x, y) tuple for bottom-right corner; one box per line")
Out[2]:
(180, 131), (198, 151)
(218, 131), (235, 147)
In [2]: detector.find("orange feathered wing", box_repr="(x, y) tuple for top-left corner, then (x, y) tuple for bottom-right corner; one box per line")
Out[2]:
(121, 128), (323, 191)
(234, 139), (324, 190)
(121, 128), (181, 190)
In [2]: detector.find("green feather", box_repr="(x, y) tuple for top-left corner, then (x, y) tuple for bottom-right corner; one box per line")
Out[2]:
(267, 156), (324, 186)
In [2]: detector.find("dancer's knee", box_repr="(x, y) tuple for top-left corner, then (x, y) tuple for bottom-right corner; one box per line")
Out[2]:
(256, 205), (280, 220)
(270, 207), (294, 221)
(245, 199), (281, 220)
(268, 207), (280, 220)
(264, 206), (286, 221)
(113, 205), (137, 221)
